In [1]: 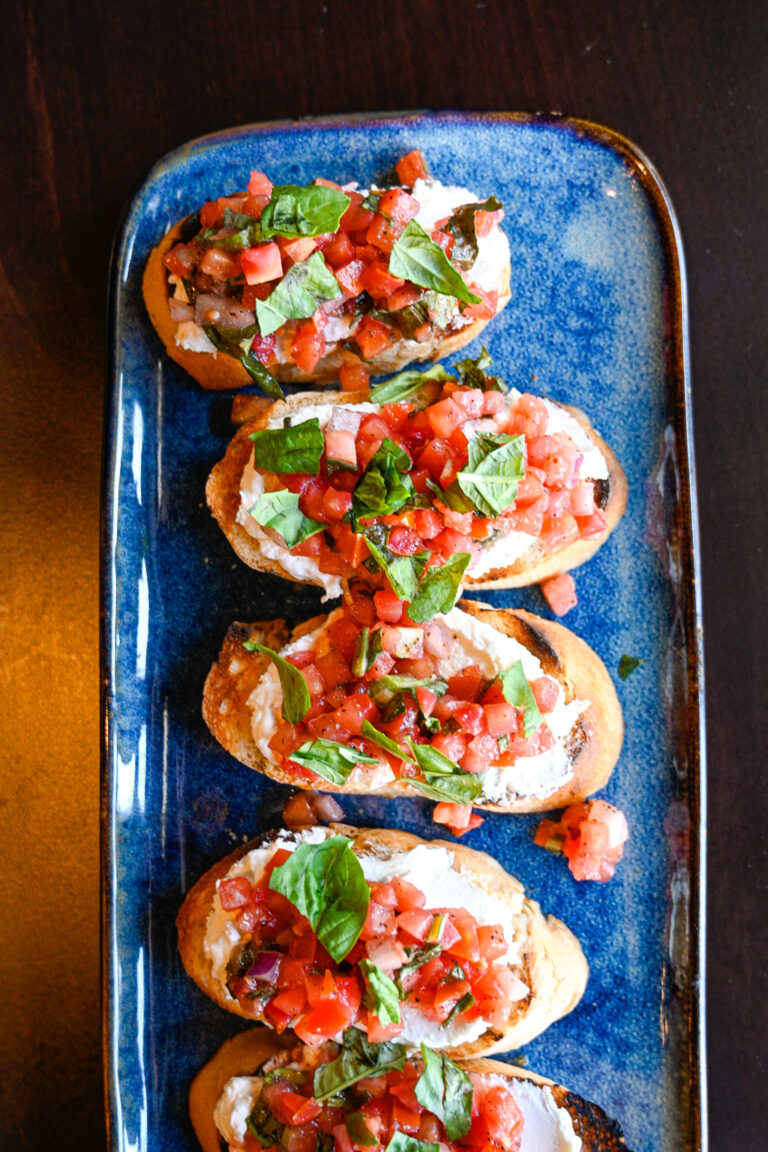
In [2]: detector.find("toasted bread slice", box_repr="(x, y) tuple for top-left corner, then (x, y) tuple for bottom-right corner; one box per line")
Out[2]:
(177, 825), (588, 1059)
(205, 389), (626, 594)
(189, 1026), (633, 1152)
(202, 601), (623, 813)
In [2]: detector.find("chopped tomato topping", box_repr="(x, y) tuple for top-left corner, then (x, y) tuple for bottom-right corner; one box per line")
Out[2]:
(540, 572), (578, 616)
(535, 799), (629, 881)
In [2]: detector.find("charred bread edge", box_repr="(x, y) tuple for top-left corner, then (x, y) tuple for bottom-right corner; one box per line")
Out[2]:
(205, 391), (626, 587)
(142, 224), (510, 391)
(177, 824), (588, 1060)
(189, 1026), (631, 1152)
(201, 602), (623, 813)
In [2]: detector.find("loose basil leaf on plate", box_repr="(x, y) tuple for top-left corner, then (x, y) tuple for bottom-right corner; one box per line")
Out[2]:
(618, 653), (645, 680)
(242, 642), (310, 724)
(414, 1044), (474, 1140)
(360, 720), (415, 762)
(439, 196), (503, 269)
(499, 660), (542, 738)
(359, 959), (402, 1025)
(269, 836), (370, 963)
(456, 433), (525, 517)
(313, 1028), (408, 1100)
(256, 251), (342, 336)
(352, 438), (416, 522)
(201, 325), (286, 400)
(247, 489), (325, 548)
(385, 1135), (439, 1152)
(369, 362), (453, 406)
(288, 738), (380, 785)
(259, 184), (351, 239)
(368, 674), (449, 707)
(453, 347), (507, 393)
(388, 220), (481, 305)
(407, 552), (472, 622)
(249, 418), (325, 474)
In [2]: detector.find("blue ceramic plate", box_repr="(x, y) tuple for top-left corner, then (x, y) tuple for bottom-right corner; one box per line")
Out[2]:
(103, 112), (704, 1152)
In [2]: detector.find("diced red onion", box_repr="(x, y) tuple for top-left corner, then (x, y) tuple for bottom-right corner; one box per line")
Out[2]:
(246, 951), (283, 985)
(168, 298), (194, 323)
(194, 294), (255, 330)
(312, 794), (345, 822)
(366, 936), (407, 970)
(328, 406), (363, 435)
(423, 620), (452, 659)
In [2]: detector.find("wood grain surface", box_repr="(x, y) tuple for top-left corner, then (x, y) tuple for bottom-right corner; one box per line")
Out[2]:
(1, 1), (765, 1149)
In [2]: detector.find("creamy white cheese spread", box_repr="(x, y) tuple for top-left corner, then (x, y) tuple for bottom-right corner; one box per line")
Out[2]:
(203, 830), (528, 1050)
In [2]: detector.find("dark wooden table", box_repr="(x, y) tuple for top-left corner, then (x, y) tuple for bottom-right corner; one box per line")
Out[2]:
(2, 2), (765, 1149)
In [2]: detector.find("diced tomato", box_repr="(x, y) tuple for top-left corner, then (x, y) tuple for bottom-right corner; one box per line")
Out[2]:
(322, 486), (353, 520)
(335, 259), (367, 297)
(414, 508), (442, 539)
(364, 1012), (404, 1043)
(369, 882), (398, 908)
(431, 229), (453, 255)
(200, 247), (241, 281)
(248, 171), (273, 198)
(427, 396), (466, 438)
(340, 192), (376, 233)
(474, 207), (505, 237)
(429, 732), (467, 762)
(388, 526), (423, 555)
(294, 1001), (353, 1043)
(356, 315), (393, 358)
(481, 389), (506, 415)
(395, 150), (429, 186)
(432, 802), (484, 837)
(530, 676), (559, 713)
(218, 876), (252, 909)
(477, 924), (508, 961)
(415, 686), (438, 718)
(391, 876), (426, 910)
(339, 362), (370, 392)
(374, 589), (404, 623)
(299, 477), (330, 522)
(462, 285), (498, 320)
(321, 230), (355, 269)
(540, 513), (580, 552)
(447, 664), (486, 701)
(483, 702), (520, 736)
(361, 261), (405, 299)
(432, 527), (475, 559)
(291, 319), (327, 374)
(535, 799), (629, 882)
(577, 509), (608, 539)
(334, 694), (379, 735)
(447, 912), (481, 962)
(507, 492), (547, 536)
(461, 733), (498, 774)
(359, 901), (397, 940)
(386, 283), (422, 311)
(240, 242), (283, 284)
(454, 702), (487, 736)
(396, 909), (434, 942)
(540, 572), (578, 616)
(514, 471), (546, 506)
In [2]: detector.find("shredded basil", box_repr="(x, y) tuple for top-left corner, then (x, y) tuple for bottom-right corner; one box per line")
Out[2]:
(269, 836), (370, 963)
(288, 738), (380, 785)
(259, 184), (351, 239)
(368, 363), (452, 406)
(442, 990), (475, 1027)
(201, 325), (285, 400)
(363, 537), (430, 601)
(414, 1045), (473, 1140)
(346, 1114), (379, 1147)
(360, 721), (414, 763)
(407, 552), (472, 622)
(498, 661), (542, 738)
(247, 489), (324, 549)
(248, 418), (325, 474)
(368, 674), (448, 707)
(455, 433), (525, 517)
(242, 642), (310, 724)
(407, 739), (484, 805)
(395, 943), (443, 993)
(352, 438), (416, 523)
(352, 628), (384, 677)
(385, 1135), (439, 1152)
(313, 1029), (407, 1100)
(618, 654), (645, 680)
(389, 220), (481, 304)
(439, 196), (503, 269)
(256, 251), (342, 336)
(359, 959), (402, 1025)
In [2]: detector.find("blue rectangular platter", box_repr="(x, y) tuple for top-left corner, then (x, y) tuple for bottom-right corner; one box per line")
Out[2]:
(103, 111), (705, 1152)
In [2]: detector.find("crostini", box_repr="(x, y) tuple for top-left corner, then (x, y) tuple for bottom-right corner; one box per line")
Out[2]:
(142, 151), (510, 394)
(177, 826), (588, 1057)
(189, 1026), (633, 1152)
(206, 355), (626, 600)
(202, 599), (623, 814)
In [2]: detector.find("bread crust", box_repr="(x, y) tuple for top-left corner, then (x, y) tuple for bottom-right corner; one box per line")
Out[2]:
(177, 825), (588, 1062)
(205, 391), (626, 590)
(202, 601), (622, 813)
(189, 1026), (632, 1152)
(142, 223), (510, 391)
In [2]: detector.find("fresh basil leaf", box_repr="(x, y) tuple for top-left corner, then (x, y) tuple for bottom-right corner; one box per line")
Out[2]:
(389, 221), (481, 305)
(352, 628), (384, 678)
(407, 739), (484, 805)
(246, 1103), (284, 1147)
(288, 739), (380, 786)
(618, 654), (645, 680)
(360, 720), (415, 763)
(197, 208), (265, 252)
(407, 552), (472, 622)
(256, 251), (342, 336)
(201, 325), (286, 400)
(364, 538), (430, 601)
(385, 1134), (439, 1152)
(456, 433), (525, 517)
(395, 943), (443, 993)
(313, 1029), (407, 1100)
(249, 418), (324, 474)
(498, 661), (542, 738)
(242, 642), (310, 724)
(346, 1114), (379, 1147)
(259, 184), (351, 239)
(368, 674), (448, 707)
(454, 346), (494, 386)
(269, 836), (370, 963)
(414, 1045), (473, 1140)
(420, 712), (441, 735)
(369, 363), (453, 406)
(247, 489), (324, 548)
(426, 477), (476, 515)
(352, 438), (415, 522)
(360, 191), (381, 211)
(440, 196), (503, 270)
(442, 990), (475, 1028)
(359, 959), (402, 1025)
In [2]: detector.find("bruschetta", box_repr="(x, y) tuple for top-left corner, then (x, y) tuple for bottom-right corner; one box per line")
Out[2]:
(189, 1026), (633, 1152)
(202, 599), (623, 814)
(206, 355), (626, 601)
(142, 151), (510, 394)
(177, 826), (588, 1058)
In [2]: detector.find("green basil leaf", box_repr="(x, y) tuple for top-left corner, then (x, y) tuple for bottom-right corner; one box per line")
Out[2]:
(359, 959), (402, 1025)
(368, 675), (448, 707)
(385, 1134), (439, 1152)
(440, 196), (503, 269)
(352, 628), (384, 678)
(242, 642), (310, 724)
(247, 489), (324, 548)
(201, 325), (285, 400)
(456, 433), (525, 517)
(407, 552), (472, 622)
(395, 943), (443, 993)
(313, 1028), (407, 1100)
(369, 363), (453, 406)
(360, 720), (415, 763)
(256, 251), (342, 336)
(269, 836), (370, 963)
(499, 660), (542, 738)
(248, 418), (324, 474)
(288, 739), (380, 786)
(246, 1103), (284, 1147)
(352, 438), (415, 522)
(364, 538), (430, 601)
(389, 221), (481, 305)
(426, 478), (476, 515)
(442, 990), (475, 1027)
(259, 184), (351, 239)
(197, 208), (266, 252)
(407, 739), (484, 805)
(618, 654), (645, 680)
(346, 1114), (379, 1147)
(454, 346), (494, 387)
(414, 1045), (473, 1140)
(360, 191), (381, 211)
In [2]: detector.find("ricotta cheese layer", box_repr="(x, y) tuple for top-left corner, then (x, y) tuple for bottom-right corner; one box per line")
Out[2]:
(203, 829), (528, 1050)
(247, 606), (589, 804)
